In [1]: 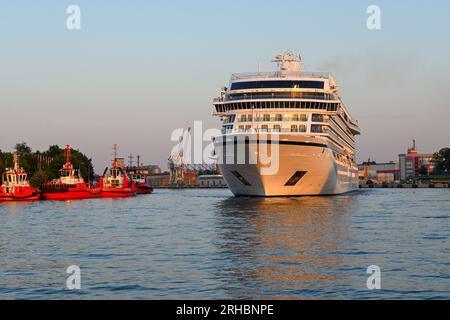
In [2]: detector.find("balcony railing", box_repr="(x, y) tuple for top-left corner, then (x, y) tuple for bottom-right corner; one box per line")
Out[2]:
(225, 92), (336, 102)
(237, 116), (310, 122)
(230, 71), (330, 81)
(222, 128), (313, 134)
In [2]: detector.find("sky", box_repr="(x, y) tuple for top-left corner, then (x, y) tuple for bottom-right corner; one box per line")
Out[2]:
(1, 0), (449, 172)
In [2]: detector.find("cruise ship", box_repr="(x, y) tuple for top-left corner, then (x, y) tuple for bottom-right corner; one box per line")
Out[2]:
(212, 51), (361, 196)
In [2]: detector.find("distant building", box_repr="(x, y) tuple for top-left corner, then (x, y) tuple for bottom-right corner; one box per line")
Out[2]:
(146, 171), (197, 187)
(399, 140), (434, 180)
(358, 161), (399, 183)
(197, 175), (227, 187)
(127, 165), (161, 176)
(146, 172), (170, 187)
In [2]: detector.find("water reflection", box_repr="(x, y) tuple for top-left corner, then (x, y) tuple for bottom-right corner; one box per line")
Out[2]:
(213, 194), (358, 299)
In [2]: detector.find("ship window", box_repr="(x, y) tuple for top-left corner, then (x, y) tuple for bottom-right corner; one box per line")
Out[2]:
(275, 114), (282, 121)
(240, 115), (247, 122)
(273, 125), (281, 132)
(291, 125), (298, 132)
(284, 171), (307, 186)
(299, 124), (307, 132)
(260, 125), (269, 132)
(292, 114), (299, 121)
(300, 114), (308, 121)
(230, 80), (325, 90)
(312, 114), (324, 122)
(263, 114), (270, 121)
(311, 124), (324, 133)
(247, 114), (253, 122)
(245, 125), (252, 131)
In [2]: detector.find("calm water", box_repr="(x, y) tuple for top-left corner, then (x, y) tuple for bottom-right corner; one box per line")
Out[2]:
(0, 189), (449, 299)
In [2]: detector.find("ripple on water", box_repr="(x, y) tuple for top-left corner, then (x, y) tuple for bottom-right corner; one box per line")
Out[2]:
(0, 188), (449, 299)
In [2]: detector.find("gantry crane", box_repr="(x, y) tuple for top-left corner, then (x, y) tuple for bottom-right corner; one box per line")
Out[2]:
(168, 128), (191, 186)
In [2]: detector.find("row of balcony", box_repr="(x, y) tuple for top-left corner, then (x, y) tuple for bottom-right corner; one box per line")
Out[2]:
(222, 124), (328, 135)
(231, 114), (325, 123)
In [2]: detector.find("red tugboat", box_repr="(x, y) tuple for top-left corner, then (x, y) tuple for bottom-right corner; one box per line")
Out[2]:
(130, 175), (154, 195)
(41, 145), (101, 200)
(0, 153), (41, 201)
(98, 145), (136, 198)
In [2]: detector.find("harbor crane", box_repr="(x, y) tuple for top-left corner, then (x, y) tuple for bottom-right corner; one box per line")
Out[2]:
(168, 128), (191, 186)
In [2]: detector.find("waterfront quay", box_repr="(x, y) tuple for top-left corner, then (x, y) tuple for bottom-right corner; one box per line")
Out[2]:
(360, 183), (450, 189)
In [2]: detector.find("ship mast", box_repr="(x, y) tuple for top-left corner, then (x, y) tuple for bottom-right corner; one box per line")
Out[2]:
(112, 144), (118, 169)
(128, 153), (134, 168)
(63, 145), (73, 170)
(13, 153), (19, 172)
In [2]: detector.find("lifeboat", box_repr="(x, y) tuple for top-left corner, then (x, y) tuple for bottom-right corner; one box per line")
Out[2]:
(41, 145), (101, 200)
(98, 145), (136, 198)
(0, 153), (41, 201)
(130, 175), (154, 195)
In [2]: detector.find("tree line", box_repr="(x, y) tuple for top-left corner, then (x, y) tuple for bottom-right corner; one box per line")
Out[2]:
(416, 147), (450, 176)
(0, 142), (95, 187)
(431, 147), (450, 174)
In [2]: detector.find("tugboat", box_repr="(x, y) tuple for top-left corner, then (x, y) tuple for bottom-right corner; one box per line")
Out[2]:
(0, 153), (41, 201)
(41, 145), (101, 200)
(98, 145), (137, 198)
(130, 175), (154, 195)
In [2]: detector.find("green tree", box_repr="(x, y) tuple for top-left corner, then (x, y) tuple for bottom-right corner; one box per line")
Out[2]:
(29, 169), (49, 188)
(44, 145), (62, 158)
(44, 147), (95, 181)
(0, 151), (13, 178)
(416, 165), (428, 176)
(1, 143), (95, 183)
(432, 147), (450, 174)
(15, 142), (32, 155)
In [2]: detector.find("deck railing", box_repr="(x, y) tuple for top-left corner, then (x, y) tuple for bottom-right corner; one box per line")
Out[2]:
(224, 92), (337, 102)
(230, 71), (330, 81)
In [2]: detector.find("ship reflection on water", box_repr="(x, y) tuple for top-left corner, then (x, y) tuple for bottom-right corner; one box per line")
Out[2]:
(213, 194), (359, 299)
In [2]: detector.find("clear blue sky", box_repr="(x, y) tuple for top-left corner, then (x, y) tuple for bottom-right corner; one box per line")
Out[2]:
(1, 0), (449, 171)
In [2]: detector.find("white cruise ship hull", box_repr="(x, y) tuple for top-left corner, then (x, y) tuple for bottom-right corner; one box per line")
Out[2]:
(215, 134), (359, 197)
